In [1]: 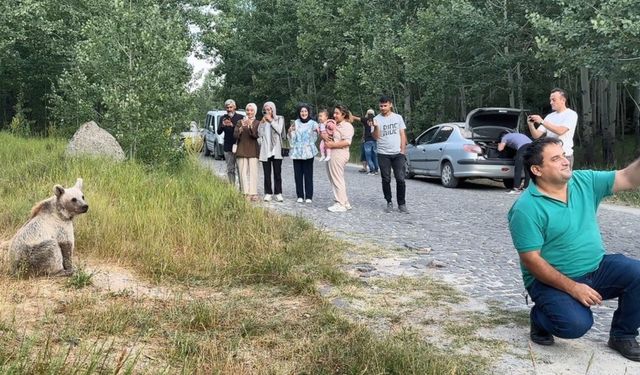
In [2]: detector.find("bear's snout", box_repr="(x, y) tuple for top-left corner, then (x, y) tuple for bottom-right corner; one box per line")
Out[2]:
(81, 204), (89, 213)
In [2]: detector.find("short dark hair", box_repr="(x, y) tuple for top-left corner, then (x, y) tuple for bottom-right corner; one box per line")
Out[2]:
(379, 95), (393, 104)
(550, 87), (568, 101)
(523, 137), (564, 183)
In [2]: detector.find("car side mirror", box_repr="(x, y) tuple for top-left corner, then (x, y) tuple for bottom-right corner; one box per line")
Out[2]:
(409, 138), (416, 145)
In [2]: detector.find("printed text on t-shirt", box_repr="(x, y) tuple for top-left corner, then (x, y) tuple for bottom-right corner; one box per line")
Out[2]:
(382, 123), (400, 137)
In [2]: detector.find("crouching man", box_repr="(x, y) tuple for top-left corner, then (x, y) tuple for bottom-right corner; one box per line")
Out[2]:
(508, 137), (640, 361)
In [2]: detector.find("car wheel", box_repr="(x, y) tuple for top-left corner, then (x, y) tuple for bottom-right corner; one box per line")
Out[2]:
(405, 159), (415, 179)
(503, 178), (515, 189)
(203, 140), (211, 156)
(440, 161), (460, 188)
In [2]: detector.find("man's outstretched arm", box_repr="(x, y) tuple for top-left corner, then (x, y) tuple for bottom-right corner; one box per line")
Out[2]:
(614, 157), (640, 192)
(519, 250), (602, 306)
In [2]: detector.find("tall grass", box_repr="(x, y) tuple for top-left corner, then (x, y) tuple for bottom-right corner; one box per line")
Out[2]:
(0, 132), (488, 374)
(0, 132), (344, 290)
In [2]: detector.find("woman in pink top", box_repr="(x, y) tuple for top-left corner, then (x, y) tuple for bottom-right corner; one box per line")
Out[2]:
(324, 104), (354, 212)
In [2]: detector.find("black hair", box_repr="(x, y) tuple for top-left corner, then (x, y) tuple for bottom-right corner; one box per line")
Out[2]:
(334, 104), (351, 121)
(379, 95), (393, 104)
(523, 137), (564, 183)
(550, 87), (570, 106)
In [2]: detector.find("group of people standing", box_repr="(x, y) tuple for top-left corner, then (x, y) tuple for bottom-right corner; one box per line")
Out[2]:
(216, 95), (410, 214)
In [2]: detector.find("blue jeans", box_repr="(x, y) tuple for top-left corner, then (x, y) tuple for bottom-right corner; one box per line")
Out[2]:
(527, 254), (640, 339)
(363, 141), (378, 172)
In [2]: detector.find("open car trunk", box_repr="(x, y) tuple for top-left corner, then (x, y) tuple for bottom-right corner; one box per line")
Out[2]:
(464, 108), (523, 160)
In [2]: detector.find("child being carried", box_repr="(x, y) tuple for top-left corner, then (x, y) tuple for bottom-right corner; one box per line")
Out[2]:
(318, 109), (336, 161)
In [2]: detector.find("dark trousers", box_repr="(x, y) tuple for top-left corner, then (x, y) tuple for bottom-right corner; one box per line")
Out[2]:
(514, 144), (531, 189)
(293, 158), (314, 199)
(377, 153), (406, 206)
(528, 254), (640, 340)
(262, 157), (282, 195)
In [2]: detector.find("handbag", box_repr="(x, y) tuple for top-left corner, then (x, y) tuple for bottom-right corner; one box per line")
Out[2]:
(279, 116), (290, 157)
(232, 137), (239, 154)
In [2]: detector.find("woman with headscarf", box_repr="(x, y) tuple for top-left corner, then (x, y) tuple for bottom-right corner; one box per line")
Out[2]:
(233, 103), (260, 201)
(258, 101), (285, 202)
(325, 104), (354, 212)
(289, 104), (318, 203)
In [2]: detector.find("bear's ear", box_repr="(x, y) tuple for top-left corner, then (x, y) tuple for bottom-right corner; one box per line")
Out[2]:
(54, 185), (65, 198)
(74, 178), (83, 190)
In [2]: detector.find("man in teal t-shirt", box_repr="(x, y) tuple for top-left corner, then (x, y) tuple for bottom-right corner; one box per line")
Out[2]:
(508, 137), (640, 361)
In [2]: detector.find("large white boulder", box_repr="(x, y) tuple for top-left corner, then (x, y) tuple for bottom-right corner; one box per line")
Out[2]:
(66, 121), (126, 161)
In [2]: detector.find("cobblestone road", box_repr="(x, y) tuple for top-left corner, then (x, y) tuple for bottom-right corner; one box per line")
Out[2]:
(201, 155), (640, 346)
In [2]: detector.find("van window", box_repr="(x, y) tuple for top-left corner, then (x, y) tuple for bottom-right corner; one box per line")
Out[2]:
(205, 114), (214, 129)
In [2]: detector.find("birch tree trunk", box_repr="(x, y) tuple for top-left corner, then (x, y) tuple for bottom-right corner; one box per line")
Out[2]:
(580, 67), (595, 165)
(634, 86), (640, 155)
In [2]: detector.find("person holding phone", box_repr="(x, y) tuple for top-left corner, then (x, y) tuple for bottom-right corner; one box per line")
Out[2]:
(258, 101), (285, 202)
(527, 88), (578, 169)
(289, 104), (318, 203)
(218, 99), (244, 184)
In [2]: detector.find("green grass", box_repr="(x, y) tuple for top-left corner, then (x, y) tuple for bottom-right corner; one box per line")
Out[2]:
(0, 132), (345, 291)
(0, 132), (486, 374)
(66, 266), (95, 289)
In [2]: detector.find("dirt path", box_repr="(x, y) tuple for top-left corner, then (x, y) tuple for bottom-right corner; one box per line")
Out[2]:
(202, 155), (640, 375)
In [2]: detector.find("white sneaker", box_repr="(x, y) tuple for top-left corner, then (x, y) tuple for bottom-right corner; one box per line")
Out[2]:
(275, 194), (283, 202)
(345, 203), (352, 210)
(507, 189), (521, 195)
(297, 198), (304, 203)
(263, 194), (272, 202)
(305, 199), (312, 203)
(325, 156), (331, 161)
(319, 156), (325, 161)
(327, 203), (347, 213)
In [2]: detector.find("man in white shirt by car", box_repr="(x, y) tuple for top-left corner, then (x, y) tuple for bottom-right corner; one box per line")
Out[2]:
(528, 88), (578, 168)
(372, 95), (408, 214)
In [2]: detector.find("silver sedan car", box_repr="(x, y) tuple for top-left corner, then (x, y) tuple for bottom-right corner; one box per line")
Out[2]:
(406, 108), (525, 188)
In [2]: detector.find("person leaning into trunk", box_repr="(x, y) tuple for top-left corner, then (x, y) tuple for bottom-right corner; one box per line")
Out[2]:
(527, 88), (578, 169)
(218, 99), (245, 185)
(372, 95), (408, 214)
(508, 137), (640, 362)
(498, 131), (532, 194)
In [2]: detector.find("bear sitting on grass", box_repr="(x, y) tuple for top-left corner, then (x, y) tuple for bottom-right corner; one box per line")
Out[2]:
(5, 178), (88, 277)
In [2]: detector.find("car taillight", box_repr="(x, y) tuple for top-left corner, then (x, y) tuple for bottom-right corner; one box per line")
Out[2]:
(463, 144), (482, 154)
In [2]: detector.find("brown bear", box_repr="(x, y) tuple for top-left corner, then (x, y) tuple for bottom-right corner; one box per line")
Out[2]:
(6, 178), (88, 277)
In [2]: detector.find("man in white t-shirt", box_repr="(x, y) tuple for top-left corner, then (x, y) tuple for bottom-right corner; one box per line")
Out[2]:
(528, 88), (578, 168)
(372, 95), (408, 214)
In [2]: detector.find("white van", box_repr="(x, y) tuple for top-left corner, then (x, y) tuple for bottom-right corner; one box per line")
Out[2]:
(202, 109), (246, 159)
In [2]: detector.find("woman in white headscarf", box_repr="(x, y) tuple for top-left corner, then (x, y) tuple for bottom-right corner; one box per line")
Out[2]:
(258, 101), (285, 202)
(234, 103), (260, 201)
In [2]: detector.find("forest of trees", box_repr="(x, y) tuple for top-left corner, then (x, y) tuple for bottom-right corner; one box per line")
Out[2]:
(1, 0), (639, 167)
